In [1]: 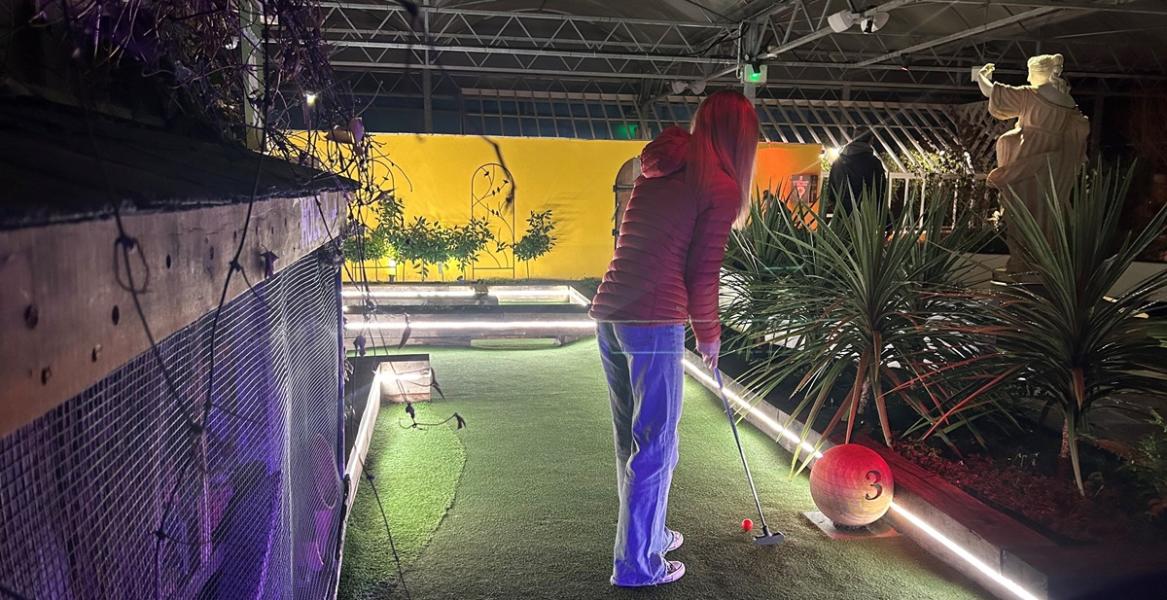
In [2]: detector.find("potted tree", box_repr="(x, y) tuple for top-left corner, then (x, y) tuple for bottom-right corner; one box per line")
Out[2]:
(343, 191), (403, 281)
(511, 210), (557, 279)
(389, 216), (452, 281)
(446, 217), (495, 280)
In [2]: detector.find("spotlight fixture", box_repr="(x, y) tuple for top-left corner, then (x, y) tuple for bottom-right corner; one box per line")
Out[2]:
(827, 9), (888, 34)
(305, 91), (318, 107)
(669, 79), (709, 95)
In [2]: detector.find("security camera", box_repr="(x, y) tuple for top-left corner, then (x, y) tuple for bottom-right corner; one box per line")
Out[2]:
(860, 12), (889, 34)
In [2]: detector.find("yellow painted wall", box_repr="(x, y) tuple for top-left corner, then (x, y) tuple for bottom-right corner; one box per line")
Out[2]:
(377, 134), (646, 281)
(329, 133), (820, 282)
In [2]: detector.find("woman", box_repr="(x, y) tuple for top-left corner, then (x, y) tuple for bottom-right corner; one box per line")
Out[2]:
(589, 90), (759, 587)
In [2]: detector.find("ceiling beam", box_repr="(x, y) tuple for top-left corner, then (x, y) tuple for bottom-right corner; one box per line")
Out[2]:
(331, 60), (981, 91)
(853, 6), (1060, 67)
(696, 0), (924, 83)
(939, 0), (1167, 17)
(325, 40), (1166, 81)
(327, 40), (733, 65)
(460, 87), (968, 111)
(331, 60), (713, 81)
(318, 2), (735, 29)
(320, 27), (699, 53)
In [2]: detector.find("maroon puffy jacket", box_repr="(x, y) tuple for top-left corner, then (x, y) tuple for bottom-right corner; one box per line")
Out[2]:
(590, 127), (740, 344)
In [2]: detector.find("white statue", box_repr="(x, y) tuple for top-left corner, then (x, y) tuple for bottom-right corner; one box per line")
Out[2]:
(975, 54), (1089, 274)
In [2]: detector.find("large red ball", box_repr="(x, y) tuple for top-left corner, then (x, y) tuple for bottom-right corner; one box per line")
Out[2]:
(809, 444), (894, 527)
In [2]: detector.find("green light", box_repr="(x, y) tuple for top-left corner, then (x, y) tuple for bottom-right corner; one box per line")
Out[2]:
(613, 122), (639, 140)
(740, 63), (767, 85)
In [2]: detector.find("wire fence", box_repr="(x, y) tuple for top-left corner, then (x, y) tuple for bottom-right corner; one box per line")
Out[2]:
(0, 250), (344, 600)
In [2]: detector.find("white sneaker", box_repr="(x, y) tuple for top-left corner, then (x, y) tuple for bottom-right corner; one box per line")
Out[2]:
(657, 560), (685, 585)
(611, 560), (686, 587)
(665, 529), (684, 553)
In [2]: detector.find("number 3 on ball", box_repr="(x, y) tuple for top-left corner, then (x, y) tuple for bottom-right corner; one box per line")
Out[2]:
(864, 469), (883, 501)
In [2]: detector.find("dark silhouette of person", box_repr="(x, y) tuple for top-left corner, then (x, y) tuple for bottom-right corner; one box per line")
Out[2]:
(826, 130), (889, 219)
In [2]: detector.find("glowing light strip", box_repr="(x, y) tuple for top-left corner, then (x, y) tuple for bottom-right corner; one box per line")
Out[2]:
(681, 357), (1042, 600)
(682, 359), (822, 460)
(341, 286), (579, 298)
(889, 504), (1040, 600)
(341, 285), (592, 307)
(341, 289), (477, 299)
(490, 289), (570, 298)
(346, 320), (596, 331)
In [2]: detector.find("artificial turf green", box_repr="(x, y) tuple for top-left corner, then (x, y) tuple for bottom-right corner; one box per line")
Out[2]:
(338, 402), (466, 600)
(341, 341), (989, 599)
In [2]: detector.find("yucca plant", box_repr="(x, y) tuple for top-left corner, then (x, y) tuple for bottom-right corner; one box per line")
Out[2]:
(722, 191), (814, 339)
(979, 165), (1167, 495)
(722, 187), (1011, 470)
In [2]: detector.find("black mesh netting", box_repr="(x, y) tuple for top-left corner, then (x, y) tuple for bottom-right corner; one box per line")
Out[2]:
(0, 251), (345, 600)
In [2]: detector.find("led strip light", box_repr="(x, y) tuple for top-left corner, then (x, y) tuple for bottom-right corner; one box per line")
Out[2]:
(342, 289), (477, 299)
(346, 320), (597, 331)
(682, 358), (1041, 600)
(340, 286), (590, 306)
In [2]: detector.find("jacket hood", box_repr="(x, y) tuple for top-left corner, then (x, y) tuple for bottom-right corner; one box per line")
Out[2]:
(842, 141), (875, 156)
(640, 126), (690, 179)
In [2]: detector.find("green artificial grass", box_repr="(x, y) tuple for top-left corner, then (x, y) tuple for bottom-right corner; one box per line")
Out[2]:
(341, 342), (989, 600)
(339, 403), (466, 600)
(469, 338), (563, 350)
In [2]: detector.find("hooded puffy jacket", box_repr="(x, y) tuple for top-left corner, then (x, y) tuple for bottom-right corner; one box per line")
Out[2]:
(589, 127), (740, 344)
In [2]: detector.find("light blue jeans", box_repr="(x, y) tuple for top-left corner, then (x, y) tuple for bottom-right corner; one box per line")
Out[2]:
(596, 322), (684, 586)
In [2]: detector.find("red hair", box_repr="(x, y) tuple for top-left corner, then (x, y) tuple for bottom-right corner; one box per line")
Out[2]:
(686, 90), (760, 229)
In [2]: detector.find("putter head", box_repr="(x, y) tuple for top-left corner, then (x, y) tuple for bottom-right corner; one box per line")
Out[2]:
(753, 527), (785, 546)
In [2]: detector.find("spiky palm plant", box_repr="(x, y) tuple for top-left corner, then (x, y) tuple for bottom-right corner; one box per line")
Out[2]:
(722, 188), (1008, 471)
(983, 165), (1167, 495)
(722, 191), (814, 338)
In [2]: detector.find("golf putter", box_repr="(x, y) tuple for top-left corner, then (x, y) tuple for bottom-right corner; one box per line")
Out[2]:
(714, 368), (785, 547)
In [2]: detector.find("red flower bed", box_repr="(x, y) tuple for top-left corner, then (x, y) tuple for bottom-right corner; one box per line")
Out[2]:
(896, 440), (1158, 544)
